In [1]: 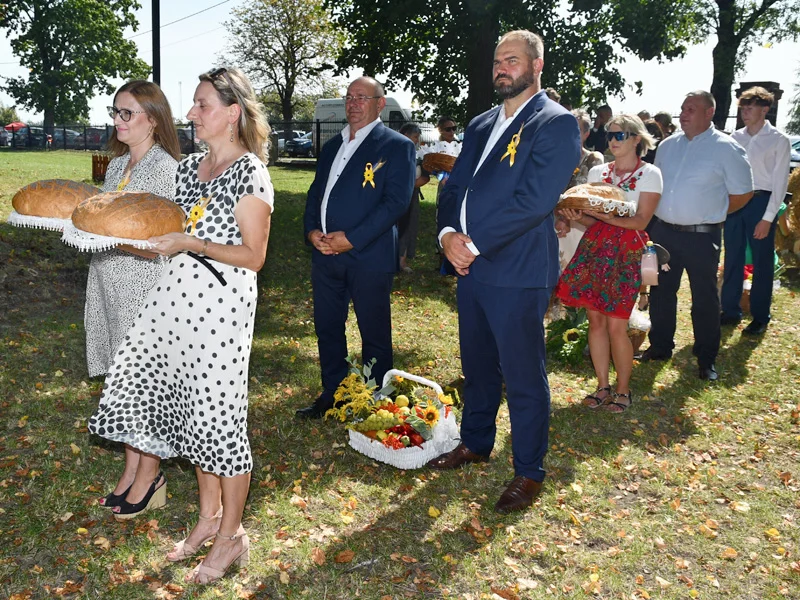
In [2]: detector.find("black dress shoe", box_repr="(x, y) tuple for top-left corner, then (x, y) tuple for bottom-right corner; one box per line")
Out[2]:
(637, 347), (671, 362)
(720, 314), (741, 326)
(698, 364), (718, 381)
(742, 320), (768, 336)
(295, 397), (333, 420)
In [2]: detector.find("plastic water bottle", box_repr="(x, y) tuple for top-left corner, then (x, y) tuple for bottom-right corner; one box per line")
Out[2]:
(641, 241), (659, 286)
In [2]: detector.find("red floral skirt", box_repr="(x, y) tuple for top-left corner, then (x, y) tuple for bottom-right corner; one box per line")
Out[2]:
(554, 221), (647, 319)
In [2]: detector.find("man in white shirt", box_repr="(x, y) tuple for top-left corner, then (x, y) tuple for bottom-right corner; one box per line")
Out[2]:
(722, 87), (791, 335)
(298, 77), (415, 418)
(428, 30), (581, 514)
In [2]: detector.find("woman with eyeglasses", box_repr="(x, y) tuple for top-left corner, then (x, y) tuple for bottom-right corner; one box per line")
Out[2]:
(89, 66), (273, 584)
(554, 115), (662, 412)
(87, 80), (181, 511)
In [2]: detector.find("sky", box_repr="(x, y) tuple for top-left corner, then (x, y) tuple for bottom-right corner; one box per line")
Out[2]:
(0, 0), (798, 131)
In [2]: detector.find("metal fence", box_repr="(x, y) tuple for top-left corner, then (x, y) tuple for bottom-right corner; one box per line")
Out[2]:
(0, 123), (202, 154)
(1, 120), (438, 157)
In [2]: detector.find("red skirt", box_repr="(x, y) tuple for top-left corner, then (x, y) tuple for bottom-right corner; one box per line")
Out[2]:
(554, 221), (647, 319)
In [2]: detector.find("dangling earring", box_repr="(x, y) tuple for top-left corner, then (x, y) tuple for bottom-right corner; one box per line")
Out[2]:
(229, 123), (234, 143)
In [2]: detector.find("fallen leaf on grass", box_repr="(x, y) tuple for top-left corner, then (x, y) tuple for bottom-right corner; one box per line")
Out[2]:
(93, 536), (110, 551)
(517, 578), (538, 590)
(655, 576), (672, 589)
(675, 558), (690, 569)
(490, 585), (520, 600)
(428, 506), (441, 518)
(335, 550), (355, 563)
(76, 527), (88, 535)
(764, 528), (780, 540)
(720, 547), (738, 560)
(290, 495), (307, 509)
(730, 501), (750, 512)
(571, 482), (583, 494)
(17, 416), (29, 428)
(311, 547), (326, 566)
(70, 443), (81, 455)
(279, 571), (290, 584)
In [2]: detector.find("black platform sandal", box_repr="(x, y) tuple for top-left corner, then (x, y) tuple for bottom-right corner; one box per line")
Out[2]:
(603, 391), (633, 413)
(582, 386), (612, 409)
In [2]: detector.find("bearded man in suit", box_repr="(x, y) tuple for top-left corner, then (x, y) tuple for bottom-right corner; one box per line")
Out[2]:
(428, 30), (581, 513)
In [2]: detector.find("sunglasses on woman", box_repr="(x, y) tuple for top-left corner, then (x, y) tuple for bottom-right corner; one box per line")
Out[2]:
(606, 131), (632, 142)
(108, 106), (146, 122)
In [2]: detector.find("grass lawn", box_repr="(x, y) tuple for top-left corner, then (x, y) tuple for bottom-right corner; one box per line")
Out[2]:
(1, 150), (799, 599)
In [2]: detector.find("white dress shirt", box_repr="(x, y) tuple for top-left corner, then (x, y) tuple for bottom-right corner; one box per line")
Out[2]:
(731, 121), (791, 222)
(439, 93), (537, 255)
(320, 117), (382, 234)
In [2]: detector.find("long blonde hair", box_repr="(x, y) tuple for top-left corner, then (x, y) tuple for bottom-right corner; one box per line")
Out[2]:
(106, 80), (181, 160)
(199, 67), (270, 161)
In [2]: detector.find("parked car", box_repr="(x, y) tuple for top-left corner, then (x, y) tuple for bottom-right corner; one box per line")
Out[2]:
(790, 136), (799, 172)
(75, 127), (109, 150)
(275, 129), (306, 153)
(285, 131), (313, 157)
(12, 126), (52, 148)
(52, 128), (81, 148)
(0, 129), (8, 146)
(177, 127), (201, 155)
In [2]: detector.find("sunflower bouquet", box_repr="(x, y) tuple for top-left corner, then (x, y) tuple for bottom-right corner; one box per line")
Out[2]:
(545, 307), (589, 365)
(326, 361), (460, 469)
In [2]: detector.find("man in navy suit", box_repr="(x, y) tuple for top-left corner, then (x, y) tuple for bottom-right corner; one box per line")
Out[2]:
(297, 76), (416, 419)
(428, 30), (581, 513)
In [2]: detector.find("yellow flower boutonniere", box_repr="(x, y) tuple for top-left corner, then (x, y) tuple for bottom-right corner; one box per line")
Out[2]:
(500, 122), (525, 167)
(362, 159), (386, 188)
(117, 170), (131, 191)
(185, 195), (212, 234)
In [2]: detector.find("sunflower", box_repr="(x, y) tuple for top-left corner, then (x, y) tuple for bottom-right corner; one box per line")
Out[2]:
(563, 328), (581, 343)
(422, 405), (440, 427)
(438, 393), (453, 406)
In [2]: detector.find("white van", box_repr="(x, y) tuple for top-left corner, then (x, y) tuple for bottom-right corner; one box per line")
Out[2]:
(313, 97), (437, 149)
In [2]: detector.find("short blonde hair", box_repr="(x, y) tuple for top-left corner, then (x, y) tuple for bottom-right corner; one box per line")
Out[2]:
(497, 30), (544, 61)
(607, 114), (655, 157)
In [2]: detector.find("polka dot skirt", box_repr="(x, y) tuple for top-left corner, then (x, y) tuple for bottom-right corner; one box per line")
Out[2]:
(88, 152), (273, 477)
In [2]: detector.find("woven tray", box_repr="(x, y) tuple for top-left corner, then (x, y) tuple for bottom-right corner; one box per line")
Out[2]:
(422, 153), (457, 174)
(348, 369), (460, 470)
(61, 222), (156, 252)
(7, 210), (71, 232)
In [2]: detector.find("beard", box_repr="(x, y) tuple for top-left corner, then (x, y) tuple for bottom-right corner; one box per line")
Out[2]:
(494, 66), (535, 100)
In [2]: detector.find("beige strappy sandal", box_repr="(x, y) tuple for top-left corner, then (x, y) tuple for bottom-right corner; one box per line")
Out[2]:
(166, 507), (223, 562)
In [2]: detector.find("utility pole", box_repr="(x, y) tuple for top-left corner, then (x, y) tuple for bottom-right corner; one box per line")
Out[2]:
(152, 0), (160, 84)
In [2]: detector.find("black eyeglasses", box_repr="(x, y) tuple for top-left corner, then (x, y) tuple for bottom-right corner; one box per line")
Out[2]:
(606, 131), (632, 142)
(441, 126), (457, 132)
(108, 106), (146, 122)
(209, 67), (228, 81)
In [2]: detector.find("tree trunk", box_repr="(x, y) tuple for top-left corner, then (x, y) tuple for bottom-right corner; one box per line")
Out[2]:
(463, 7), (501, 121)
(710, 0), (739, 130)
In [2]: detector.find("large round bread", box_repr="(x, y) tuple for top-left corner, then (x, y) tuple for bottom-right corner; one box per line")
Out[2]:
(12, 179), (101, 219)
(71, 191), (185, 240)
(557, 182), (635, 217)
(422, 152), (457, 173)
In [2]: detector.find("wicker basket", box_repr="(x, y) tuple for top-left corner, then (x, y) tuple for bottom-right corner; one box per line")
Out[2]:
(422, 153), (457, 174)
(628, 329), (647, 354)
(347, 369), (460, 470)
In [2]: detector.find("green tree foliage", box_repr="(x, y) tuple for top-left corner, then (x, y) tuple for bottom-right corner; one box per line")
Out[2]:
(327, 0), (702, 123)
(223, 0), (344, 123)
(0, 0), (150, 131)
(0, 102), (21, 126)
(260, 80), (340, 123)
(787, 65), (800, 134)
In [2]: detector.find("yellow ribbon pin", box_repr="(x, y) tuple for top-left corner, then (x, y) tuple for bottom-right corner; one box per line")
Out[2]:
(185, 195), (212, 234)
(500, 122), (525, 167)
(117, 170), (131, 191)
(363, 163), (375, 188)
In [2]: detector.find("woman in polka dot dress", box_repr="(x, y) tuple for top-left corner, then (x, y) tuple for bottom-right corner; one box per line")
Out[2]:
(89, 67), (273, 584)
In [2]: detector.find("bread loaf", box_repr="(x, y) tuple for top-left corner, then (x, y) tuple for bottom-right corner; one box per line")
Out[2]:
(557, 182), (635, 217)
(71, 191), (185, 240)
(422, 152), (457, 173)
(12, 179), (101, 219)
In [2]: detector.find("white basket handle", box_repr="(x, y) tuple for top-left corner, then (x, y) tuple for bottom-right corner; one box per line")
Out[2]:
(381, 369), (443, 395)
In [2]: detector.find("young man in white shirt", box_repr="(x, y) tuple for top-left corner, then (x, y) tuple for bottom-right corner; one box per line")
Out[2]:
(721, 87), (791, 335)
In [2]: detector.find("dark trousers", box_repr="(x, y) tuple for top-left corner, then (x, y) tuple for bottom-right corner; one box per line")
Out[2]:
(648, 218), (722, 368)
(457, 275), (551, 482)
(312, 261), (394, 401)
(721, 192), (776, 323)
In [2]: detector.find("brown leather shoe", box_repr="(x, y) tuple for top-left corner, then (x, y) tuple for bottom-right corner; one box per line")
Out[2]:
(494, 476), (542, 514)
(427, 443), (489, 470)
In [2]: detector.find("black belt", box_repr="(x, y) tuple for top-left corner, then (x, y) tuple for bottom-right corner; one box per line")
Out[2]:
(753, 189), (771, 195)
(186, 251), (227, 286)
(658, 219), (722, 234)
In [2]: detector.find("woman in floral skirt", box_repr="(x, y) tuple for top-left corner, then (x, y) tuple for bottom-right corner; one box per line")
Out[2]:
(554, 115), (662, 412)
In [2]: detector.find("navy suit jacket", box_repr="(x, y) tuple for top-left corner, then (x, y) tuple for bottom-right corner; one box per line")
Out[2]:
(304, 122), (415, 273)
(438, 91), (581, 288)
